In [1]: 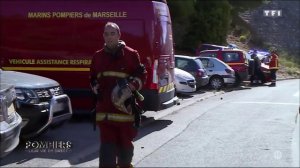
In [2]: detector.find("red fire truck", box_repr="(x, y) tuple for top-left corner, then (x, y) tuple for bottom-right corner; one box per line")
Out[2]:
(0, 0), (178, 113)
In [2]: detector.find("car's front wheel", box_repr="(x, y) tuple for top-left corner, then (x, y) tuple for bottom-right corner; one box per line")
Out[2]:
(209, 76), (224, 90)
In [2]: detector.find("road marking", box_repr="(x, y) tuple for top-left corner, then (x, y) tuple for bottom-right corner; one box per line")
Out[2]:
(232, 101), (299, 106)
(293, 91), (299, 97)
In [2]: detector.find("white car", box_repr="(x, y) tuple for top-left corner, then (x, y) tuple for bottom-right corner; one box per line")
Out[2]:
(174, 68), (196, 93)
(196, 57), (236, 90)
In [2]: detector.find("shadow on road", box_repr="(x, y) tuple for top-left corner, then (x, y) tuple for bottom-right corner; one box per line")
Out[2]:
(0, 114), (173, 167)
(177, 89), (207, 99)
(0, 116), (97, 167)
(224, 82), (274, 92)
(135, 119), (173, 141)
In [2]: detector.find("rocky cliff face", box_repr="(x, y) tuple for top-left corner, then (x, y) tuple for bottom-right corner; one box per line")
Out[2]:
(240, 0), (300, 55)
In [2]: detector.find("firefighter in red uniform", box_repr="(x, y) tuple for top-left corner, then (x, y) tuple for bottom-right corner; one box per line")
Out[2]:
(267, 49), (279, 86)
(90, 22), (147, 168)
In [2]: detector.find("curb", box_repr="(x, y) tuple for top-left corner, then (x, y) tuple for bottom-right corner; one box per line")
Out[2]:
(140, 91), (225, 127)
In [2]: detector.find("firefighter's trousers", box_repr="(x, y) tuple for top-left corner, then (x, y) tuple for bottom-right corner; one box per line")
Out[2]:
(270, 69), (278, 84)
(98, 120), (137, 168)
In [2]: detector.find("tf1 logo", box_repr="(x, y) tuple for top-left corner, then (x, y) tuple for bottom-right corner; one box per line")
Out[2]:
(263, 10), (282, 17)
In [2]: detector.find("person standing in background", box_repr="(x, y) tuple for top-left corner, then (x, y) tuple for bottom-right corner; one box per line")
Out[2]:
(266, 49), (279, 86)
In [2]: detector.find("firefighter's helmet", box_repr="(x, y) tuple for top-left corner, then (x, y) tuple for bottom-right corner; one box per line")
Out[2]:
(111, 81), (133, 114)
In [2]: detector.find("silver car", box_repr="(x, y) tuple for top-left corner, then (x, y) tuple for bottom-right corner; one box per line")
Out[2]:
(1, 70), (72, 139)
(197, 57), (235, 90)
(0, 84), (22, 158)
(175, 55), (209, 89)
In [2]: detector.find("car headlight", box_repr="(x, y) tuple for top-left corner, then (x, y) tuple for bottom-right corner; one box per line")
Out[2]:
(15, 88), (39, 104)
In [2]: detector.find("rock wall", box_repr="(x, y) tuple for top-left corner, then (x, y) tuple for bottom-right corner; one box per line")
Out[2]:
(240, 0), (300, 55)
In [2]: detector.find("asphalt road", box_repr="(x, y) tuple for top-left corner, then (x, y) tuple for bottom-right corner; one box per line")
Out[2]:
(0, 79), (299, 167)
(134, 79), (299, 167)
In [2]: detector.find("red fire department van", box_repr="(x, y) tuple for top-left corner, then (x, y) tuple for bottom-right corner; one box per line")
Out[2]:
(0, 0), (178, 112)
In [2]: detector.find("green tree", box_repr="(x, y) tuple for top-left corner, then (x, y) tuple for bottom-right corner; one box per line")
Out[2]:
(168, 0), (196, 51)
(228, 0), (266, 12)
(182, 0), (231, 52)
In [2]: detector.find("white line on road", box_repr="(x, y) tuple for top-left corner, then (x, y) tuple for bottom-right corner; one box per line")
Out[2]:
(231, 101), (299, 106)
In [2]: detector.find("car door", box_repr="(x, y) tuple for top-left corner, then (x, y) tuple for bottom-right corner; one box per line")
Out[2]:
(199, 58), (214, 77)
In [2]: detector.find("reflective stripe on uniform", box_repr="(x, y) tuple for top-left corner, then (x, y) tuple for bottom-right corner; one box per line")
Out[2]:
(97, 71), (129, 79)
(96, 113), (134, 122)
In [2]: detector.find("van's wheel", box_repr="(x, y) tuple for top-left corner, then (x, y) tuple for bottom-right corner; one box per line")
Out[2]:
(209, 76), (224, 90)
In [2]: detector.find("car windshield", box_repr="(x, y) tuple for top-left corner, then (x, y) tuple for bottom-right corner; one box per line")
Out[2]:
(222, 52), (240, 62)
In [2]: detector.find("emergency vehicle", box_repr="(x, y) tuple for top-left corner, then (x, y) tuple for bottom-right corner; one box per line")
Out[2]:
(0, 0), (178, 112)
(197, 49), (249, 84)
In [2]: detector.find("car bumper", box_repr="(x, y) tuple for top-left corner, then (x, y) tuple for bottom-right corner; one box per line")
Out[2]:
(223, 76), (236, 84)
(196, 76), (209, 88)
(237, 71), (249, 81)
(0, 112), (22, 158)
(176, 79), (196, 93)
(176, 84), (196, 93)
(17, 94), (72, 138)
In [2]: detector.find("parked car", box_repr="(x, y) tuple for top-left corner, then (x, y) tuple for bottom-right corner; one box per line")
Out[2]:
(228, 43), (238, 49)
(246, 49), (270, 61)
(174, 68), (196, 93)
(175, 55), (209, 89)
(197, 49), (249, 84)
(195, 43), (230, 55)
(0, 70), (72, 139)
(196, 57), (235, 89)
(0, 84), (22, 158)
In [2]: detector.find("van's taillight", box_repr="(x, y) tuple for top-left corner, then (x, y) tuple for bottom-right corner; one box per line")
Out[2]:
(196, 69), (205, 77)
(150, 59), (158, 89)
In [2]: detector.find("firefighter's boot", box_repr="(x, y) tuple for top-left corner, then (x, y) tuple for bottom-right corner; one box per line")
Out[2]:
(117, 147), (134, 168)
(99, 143), (117, 168)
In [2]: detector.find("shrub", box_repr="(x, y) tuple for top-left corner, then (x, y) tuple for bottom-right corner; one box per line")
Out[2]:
(239, 35), (247, 43)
